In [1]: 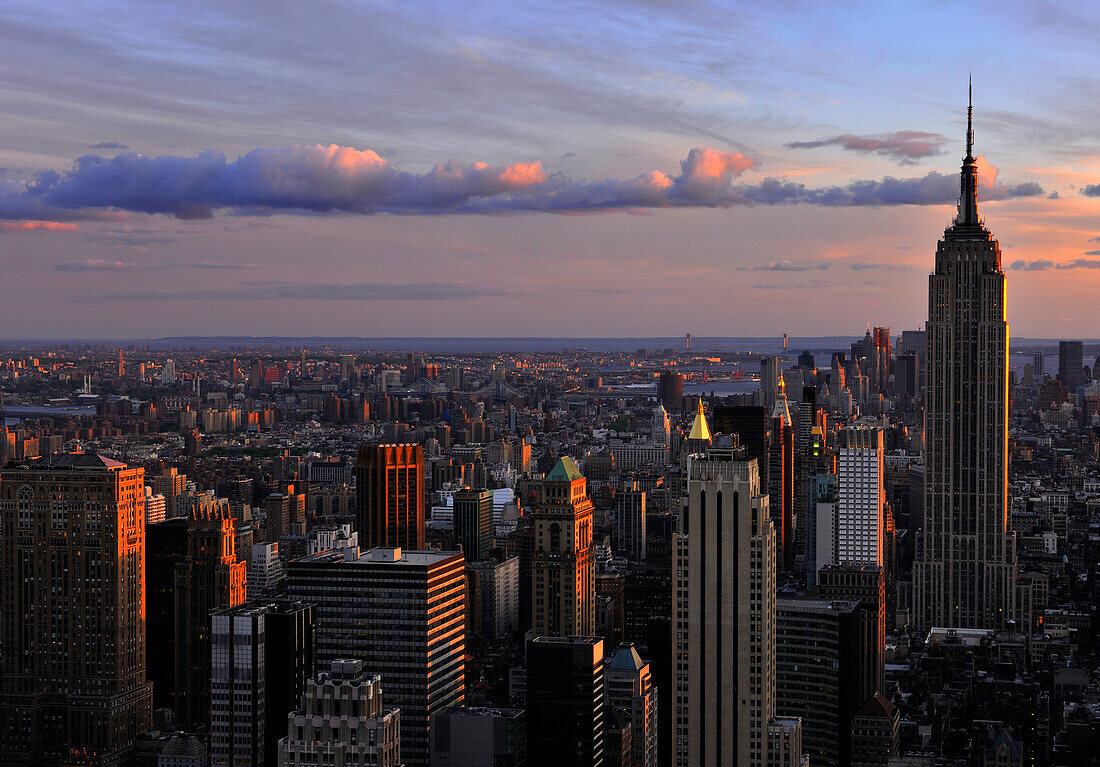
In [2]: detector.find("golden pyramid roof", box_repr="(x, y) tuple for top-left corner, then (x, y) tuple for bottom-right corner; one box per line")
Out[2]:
(687, 398), (712, 442)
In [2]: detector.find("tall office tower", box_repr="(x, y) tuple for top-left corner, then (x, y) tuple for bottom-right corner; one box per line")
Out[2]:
(615, 480), (647, 561)
(775, 598), (871, 767)
(818, 564), (885, 697)
(836, 427), (885, 566)
(769, 379), (796, 573)
(287, 547), (465, 767)
(1058, 340), (1084, 390)
(0, 454), (153, 766)
(531, 457), (595, 636)
(466, 556), (520, 643)
(278, 659), (401, 767)
(606, 643), (658, 767)
(430, 707), (527, 767)
(247, 541), (286, 599)
(355, 443), (425, 550)
(161, 357), (176, 385)
(147, 517), (189, 711)
(658, 370), (684, 413)
(710, 405), (769, 483)
(209, 600), (316, 767)
(652, 403), (671, 445)
(760, 355), (780, 407)
(913, 86), (1017, 631)
(117, 347), (125, 378)
(672, 424), (783, 767)
(174, 501), (247, 729)
(526, 636), (606, 767)
(1032, 350), (1045, 380)
(871, 327), (891, 392)
(453, 487), (493, 562)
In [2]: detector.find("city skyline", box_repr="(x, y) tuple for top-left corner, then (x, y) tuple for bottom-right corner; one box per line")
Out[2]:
(1, 2), (1099, 338)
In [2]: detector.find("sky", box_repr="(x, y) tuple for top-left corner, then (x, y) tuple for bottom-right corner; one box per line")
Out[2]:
(0, 0), (1098, 339)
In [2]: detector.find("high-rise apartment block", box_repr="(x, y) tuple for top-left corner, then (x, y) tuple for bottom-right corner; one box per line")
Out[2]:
(836, 427), (885, 566)
(531, 457), (595, 637)
(287, 547), (465, 767)
(0, 454), (153, 766)
(466, 556), (520, 643)
(355, 443), (425, 550)
(174, 501), (247, 729)
(247, 541), (286, 599)
(913, 92), (1017, 631)
(453, 487), (493, 562)
(526, 636), (606, 767)
(278, 659), (401, 767)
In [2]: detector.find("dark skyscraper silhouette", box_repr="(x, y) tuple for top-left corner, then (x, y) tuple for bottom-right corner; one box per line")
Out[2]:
(913, 83), (1017, 630)
(1058, 340), (1084, 390)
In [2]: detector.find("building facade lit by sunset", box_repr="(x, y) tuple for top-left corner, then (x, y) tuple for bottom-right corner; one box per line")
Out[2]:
(0, 454), (152, 766)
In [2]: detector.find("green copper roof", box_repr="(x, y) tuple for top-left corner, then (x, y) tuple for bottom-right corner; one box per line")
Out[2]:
(547, 456), (584, 482)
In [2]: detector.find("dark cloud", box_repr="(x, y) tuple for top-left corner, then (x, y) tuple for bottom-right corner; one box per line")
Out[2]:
(1087, 250), (1100, 256)
(83, 233), (178, 246)
(785, 131), (947, 164)
(55, 258), (141, 272)
(0, 145), (1044, 220)
(114, 281), (504, 301)
(91, 141), (129, 150)
(1009, 258), (1100, 271)
(1009, 259), (1054, 271)
(1090, 236), (1100, 242)
(1083, 184), (1100, 196)
(754, 260), (829, 272)
(1047, 190), (1060, 199)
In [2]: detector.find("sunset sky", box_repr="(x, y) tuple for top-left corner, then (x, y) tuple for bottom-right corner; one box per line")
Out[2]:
(1, 1), (1098, 339)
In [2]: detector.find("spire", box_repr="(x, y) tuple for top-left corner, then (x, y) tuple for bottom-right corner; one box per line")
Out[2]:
(956, 76), (981, 227)
(771, 376), (791, 424)
(687, 398), (712, 443)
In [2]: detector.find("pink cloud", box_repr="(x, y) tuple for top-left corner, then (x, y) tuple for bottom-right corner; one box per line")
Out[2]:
(0, 220), (80, 231)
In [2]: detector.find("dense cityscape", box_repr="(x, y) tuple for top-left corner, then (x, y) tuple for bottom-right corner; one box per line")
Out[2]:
(1, 109), (1099, 766)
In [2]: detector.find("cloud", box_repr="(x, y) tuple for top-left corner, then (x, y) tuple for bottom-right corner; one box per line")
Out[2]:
(53, 258), (258, 272)
(0, 220), (80, 232)
(848, 261), (904, 271)
(1047, 191), (1059, 199)
(1008, 259), (1054, 271)
(785, 131), (947, 163)
(91, 141), (129, 150)
(0, 145), (1044, 220)
(83, 233), (179, 246)
(1083, 184), (1100, 196)
(55, 258), (141, 272)
(116, 281), (503, 301)
(1009, 258), (1100, 271)
(1087, 250), (1100, 256)
(754, 260), (830, 272)
(1090, 236), (1100, 242)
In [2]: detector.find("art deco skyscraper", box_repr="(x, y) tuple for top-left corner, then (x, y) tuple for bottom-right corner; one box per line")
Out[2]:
(672, 411), (788, 767)
(913, 85), (1017, 631)
(531, 457), (596, 637)
(0, 454), (153, 766)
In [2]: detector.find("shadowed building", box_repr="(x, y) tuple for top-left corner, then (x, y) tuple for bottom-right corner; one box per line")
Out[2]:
(355, 443), (425, 550)
(526, 636), (606, 767)
(0, 454), (153, 766)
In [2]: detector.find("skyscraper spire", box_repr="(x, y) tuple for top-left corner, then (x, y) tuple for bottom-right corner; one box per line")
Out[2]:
(955, 76), (981, 228)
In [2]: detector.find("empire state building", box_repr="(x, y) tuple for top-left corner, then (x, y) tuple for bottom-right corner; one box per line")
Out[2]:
(913, 85), (1017, 631)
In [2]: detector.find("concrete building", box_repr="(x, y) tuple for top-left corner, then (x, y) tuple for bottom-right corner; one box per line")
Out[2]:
(429, 707), (526, 767)
(526, 636), (605, 767)
(913, 96), (1017, 631)
(0, 454), (153, 766)
(278, 659), (401, 767)
(287, 547), (465, 767)
(466, 556), (520, 643)
(672, 411), (793, 767)
(531, 457), (595, 637)
(248, 541), (286, 599)
(836, 426), (885, 567)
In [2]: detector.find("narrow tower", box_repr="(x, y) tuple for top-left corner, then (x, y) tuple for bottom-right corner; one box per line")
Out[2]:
(912, 83), (1017, 630)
